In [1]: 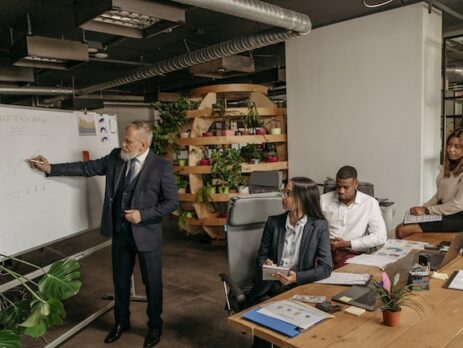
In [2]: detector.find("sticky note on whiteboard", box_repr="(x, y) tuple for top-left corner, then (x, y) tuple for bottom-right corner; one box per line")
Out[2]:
(109, 118), (117, 133)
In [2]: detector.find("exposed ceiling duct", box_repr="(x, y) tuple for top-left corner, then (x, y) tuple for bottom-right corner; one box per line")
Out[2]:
(75, 0), (311, 96)
(78, 28), (298, 95)
(0, 86), (74, 95)
(171, 0), (312, 34)
(189, 55), (255, 78)
(75, 0), (186, 39)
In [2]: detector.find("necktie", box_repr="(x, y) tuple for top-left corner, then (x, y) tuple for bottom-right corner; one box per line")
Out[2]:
(125, 158), (137, 185)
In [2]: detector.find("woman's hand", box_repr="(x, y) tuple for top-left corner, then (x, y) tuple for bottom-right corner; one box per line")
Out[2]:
(274, 271), (296, 285)
(410, 206), (427, 216)
(264, 259), (274, 266)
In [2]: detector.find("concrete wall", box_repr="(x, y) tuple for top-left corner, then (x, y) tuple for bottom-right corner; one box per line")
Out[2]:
(286, 2), (442, 225)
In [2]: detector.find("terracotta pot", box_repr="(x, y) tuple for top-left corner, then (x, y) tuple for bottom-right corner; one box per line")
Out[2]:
(382, 310), (401, 327)
(199, 159), (211, 166)
(240, 129), (250, 135)
(223, 130), (235, 136)
(255, 127), (267, 135)
(265, 156), (279, 163)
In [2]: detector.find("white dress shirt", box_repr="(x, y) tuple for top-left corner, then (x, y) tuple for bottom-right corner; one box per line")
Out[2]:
(280, 214), (308, 270)
(320, 190), (386, 251)
(125, 148), (149, 178)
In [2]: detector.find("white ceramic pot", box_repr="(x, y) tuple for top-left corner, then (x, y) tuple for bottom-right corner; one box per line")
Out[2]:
(270, 128), (281, 135)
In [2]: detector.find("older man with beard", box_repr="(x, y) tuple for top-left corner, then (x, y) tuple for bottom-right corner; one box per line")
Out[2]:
(30, 121), (178, 348)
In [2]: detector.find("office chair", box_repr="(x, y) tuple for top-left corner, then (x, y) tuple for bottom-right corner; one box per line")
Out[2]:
(219, 192), (284, 314)
(322, 180), (396, 238)
(248, 171), (283, 194)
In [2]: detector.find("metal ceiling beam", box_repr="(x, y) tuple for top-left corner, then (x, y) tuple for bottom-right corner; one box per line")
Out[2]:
(0, 86), (74, 95)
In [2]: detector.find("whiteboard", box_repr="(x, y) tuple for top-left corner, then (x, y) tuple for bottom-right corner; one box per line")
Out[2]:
(0, 105), (119, 256)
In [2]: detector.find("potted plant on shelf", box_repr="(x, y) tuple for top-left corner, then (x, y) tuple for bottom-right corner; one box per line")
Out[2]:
(151, 96), (197, 156)
(176, 210), (196, 232)
(194, 185), (216, 212)
(373, 272), (423, 327)
(176, 175), (188, 193)
(211, 148), (243, 194)
(240, 144), (262, 164)
(242, 101), (264, 134)
(263, 143), (279, 163)
(0, 256), (81, 346)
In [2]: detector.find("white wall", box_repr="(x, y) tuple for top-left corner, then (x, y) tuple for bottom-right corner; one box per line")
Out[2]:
(97, 105), (155, 143)
(286, 2), (442, 225)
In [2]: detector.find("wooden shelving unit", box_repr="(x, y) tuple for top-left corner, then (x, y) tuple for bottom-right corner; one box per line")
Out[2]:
(176, 83), (287, 240)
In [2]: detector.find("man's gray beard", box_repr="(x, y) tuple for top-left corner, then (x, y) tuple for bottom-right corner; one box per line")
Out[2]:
(120, 151), (137, 162)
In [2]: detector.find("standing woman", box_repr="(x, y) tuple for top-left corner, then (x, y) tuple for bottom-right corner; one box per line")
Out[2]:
(397, 127), (463, 239)
(248, 177), (332, 305)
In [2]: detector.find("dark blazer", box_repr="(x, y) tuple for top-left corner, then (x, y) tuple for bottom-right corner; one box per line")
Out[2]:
(49, 148), (179, 252)
(250, 212), (332, 301)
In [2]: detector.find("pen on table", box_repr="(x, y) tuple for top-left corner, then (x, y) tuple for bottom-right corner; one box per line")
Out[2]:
(29, 159), (45, 165)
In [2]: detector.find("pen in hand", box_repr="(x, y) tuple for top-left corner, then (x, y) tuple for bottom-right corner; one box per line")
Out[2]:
(29, 159), (45, 165)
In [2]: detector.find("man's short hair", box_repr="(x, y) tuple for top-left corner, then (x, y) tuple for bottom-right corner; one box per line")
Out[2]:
(127, 121), (153, 145)
(336, 165), (358, 180)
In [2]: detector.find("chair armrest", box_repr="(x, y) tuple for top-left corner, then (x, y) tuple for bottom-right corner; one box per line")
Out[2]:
(219, 273), (246, 306)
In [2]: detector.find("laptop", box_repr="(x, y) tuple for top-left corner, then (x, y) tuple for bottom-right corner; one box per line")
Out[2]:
(413, 233), (463, 271)
(332, 236), (463, 310)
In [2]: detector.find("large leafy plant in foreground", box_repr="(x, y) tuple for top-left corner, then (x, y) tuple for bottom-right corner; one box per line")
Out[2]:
(0, 257), (81, 347)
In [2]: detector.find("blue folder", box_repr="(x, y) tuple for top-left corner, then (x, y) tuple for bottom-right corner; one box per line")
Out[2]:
(242, 307), (300, 337)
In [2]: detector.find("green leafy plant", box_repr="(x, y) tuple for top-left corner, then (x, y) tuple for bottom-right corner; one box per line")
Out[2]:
(175, 175), (188, 189)
(242, 101), (263, 130)
(373, 272), (423, 313)
(176, 210), (195, 232)
(194, 185), (216, 212)
(211, 148), (243, 190)
(151, 97), (197, 155)
(0, 256), (81, 346)
(240, 144), (262, 162)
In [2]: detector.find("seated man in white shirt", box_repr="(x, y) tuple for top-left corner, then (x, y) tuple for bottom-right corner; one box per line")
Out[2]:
(320, 166), (387, 269)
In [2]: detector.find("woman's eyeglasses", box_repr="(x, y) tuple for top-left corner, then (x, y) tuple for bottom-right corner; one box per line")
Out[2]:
(280, 189), (294, 198)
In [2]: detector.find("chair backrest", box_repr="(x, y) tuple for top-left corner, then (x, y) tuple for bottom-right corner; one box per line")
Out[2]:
(323, 181), (375, 197)
(227, 192), (284, 291)
(249, 171), (282, 194)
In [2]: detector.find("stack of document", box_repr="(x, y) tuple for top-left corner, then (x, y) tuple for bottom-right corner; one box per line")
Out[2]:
(315, 272), (370, 285)
(346, 239), (426, 268)
(243, 300), (333, 337)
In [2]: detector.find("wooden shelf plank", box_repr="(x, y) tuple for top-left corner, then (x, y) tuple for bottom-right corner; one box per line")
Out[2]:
(176, 134), (287, 146)
(186, 107), (286, 119)
(191, 83), (267, 97)
(174, 161), (288, 174)
(179, 193), (242, 202)
(186, 217), (227, 226)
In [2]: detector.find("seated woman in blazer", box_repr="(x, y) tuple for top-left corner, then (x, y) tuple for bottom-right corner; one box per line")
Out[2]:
(248, 177), (332, 305)
(397, 127), (463, 239)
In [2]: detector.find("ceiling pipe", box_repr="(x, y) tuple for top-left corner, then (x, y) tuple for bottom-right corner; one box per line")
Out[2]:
(47, 0), (311, 103)
(171, 0), (311, 35)
(78, 28), (297, 95)
(0, 86), (74, 95)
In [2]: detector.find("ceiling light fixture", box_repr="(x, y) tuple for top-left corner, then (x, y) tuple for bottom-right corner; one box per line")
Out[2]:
(10, 35), (89, 70)
(74, 0), (185, 39)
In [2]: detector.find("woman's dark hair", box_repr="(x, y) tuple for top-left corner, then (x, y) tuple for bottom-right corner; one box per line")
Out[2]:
(444, 127), (463, 178)
(289, 177), (325, 220)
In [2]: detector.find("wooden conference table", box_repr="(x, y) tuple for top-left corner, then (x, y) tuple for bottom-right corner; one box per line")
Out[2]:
(228, 233), (463, 347)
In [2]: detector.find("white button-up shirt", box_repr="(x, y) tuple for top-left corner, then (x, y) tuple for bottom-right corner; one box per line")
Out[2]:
(125, 148), (149, 178)
(280, 214), (308, 270)
(320, 190), (386, 251)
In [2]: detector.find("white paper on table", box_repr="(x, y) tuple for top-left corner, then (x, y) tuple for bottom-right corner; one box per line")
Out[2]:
(315, 272), (371, 285)
(448, 270), (463, 290)
(258, 300), (333, 330)
(345, 254), (395, 268)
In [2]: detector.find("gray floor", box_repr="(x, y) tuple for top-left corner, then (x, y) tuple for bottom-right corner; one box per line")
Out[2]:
(6, 219), (251, 348)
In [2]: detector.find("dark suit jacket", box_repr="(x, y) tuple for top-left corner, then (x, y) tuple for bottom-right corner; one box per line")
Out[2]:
(49, 148), (179, 252)
(250, 212), (332, 300)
